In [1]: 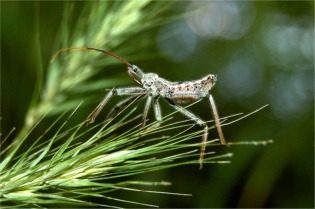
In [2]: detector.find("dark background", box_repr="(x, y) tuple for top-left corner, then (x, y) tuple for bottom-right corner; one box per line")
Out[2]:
(1, 1), (314, 208)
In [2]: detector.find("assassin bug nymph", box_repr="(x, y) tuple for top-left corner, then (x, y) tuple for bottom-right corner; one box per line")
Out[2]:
(52, 47), (227, 169)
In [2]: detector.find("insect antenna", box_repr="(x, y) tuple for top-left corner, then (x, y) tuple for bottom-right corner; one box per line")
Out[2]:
(50, 47), (131, 66)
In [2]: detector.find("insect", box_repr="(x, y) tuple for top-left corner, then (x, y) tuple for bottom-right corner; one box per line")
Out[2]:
(52, 47), (226, 169)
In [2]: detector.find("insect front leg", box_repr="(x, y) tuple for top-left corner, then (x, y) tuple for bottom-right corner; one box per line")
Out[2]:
(86, 87), (145, 124)
(165, 98), (208, 169)
(106, 94), (145, 119)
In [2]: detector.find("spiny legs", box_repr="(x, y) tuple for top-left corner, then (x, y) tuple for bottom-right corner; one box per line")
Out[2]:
(106, 95), (145, 119)
(142, 96), (153, 126)
(208, 94), (226, 145)
(86, 87), (145, 124)
(142, 96), (163, 129)
(152, 97), (162, 128)
(165, 98), (208, 169)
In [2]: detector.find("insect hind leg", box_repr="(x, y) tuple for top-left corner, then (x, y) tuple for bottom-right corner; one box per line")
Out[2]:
(165, 98), (208, 169)
(208, 94), (226, 145)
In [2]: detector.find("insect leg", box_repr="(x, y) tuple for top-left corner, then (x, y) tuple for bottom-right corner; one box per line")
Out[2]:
(142, 95), (153, 126)
(165, 98), (208, 169)
(106, 94), (145, 119)
(86, 87), (145, 124)
(152, 96), (162, 128)
(86, 89), (115, 124)
(208, 94), (226, 145)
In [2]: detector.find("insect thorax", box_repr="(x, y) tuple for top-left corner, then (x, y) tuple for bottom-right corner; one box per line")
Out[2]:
(140, 73), (169, 97)
(141, 73), (159, 90)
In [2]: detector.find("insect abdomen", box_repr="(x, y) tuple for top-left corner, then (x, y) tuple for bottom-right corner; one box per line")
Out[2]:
(172, 96), (198, 104)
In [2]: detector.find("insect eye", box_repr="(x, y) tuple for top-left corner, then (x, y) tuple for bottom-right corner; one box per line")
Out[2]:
(132, 65), (138, 72)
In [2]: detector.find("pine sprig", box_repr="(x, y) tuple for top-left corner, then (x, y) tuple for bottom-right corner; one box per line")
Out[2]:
(0, 102), (235, 207)
(0, 100), (271, 207)
(1, 2), (272, 207)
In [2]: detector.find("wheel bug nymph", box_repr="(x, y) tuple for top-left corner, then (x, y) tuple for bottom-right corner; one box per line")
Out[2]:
(52, 47), (227, 169)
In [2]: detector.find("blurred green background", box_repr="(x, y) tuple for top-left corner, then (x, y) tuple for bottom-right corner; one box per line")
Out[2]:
(1, 1), (314, 208)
